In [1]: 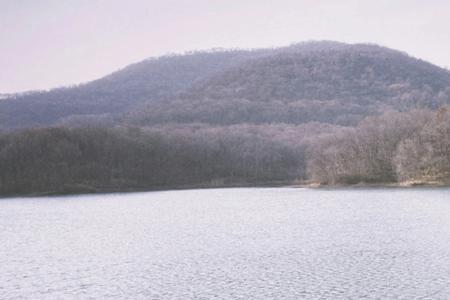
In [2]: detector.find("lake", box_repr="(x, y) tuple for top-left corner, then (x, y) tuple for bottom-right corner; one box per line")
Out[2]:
(1, 187), (450, 299)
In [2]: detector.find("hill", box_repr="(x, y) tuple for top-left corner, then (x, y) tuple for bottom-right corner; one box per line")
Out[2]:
(0, 49), (267, 129)
(2, 41), (450, 129)
(2, 41), (450, 196)
(127, 43), (450, 126)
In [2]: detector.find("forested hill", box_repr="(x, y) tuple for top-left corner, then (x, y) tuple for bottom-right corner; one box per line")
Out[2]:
(2, 41), (450, 196)
(2, 41), (450, 129)
(127, 43), (450, 126)
(0, 49), (268, 129)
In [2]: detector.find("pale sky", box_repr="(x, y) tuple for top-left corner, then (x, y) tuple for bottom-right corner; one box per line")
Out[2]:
(1, 0), (450, 93)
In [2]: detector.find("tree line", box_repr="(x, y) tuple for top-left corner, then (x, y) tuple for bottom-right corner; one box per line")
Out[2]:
(1, 108), (449, 196)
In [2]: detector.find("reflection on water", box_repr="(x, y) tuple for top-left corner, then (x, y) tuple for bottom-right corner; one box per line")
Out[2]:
(1, 188), (450, 299)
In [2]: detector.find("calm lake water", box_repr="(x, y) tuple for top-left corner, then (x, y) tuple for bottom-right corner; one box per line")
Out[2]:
(1, 188), (450, 299)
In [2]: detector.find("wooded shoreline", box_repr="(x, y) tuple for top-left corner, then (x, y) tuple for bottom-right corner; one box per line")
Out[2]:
(1, 109), (449, 198)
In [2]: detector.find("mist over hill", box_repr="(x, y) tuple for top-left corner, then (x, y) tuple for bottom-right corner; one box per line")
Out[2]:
(1, 41), (450, 196)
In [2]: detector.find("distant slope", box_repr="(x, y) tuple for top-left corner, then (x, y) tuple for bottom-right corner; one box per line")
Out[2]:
(0, 50), (267, 129)
(2, 41), (450, 129)
(129, 43), (450, 126)
(190, 44), (450, 102)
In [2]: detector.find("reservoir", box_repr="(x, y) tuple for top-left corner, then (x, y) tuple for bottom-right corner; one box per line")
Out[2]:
(1, 188), (450, 299)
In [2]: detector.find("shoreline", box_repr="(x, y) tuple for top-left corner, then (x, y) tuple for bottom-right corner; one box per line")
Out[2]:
(1, 180), (450, 199)
(0, 180), (292, 199)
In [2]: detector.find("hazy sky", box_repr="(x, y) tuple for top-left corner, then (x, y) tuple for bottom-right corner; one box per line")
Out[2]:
(1, 0), (450, 93)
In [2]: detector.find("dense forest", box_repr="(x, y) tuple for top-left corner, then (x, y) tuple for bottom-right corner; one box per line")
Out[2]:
(0, 125), (307, 195)
(1, 41), (450, 196)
